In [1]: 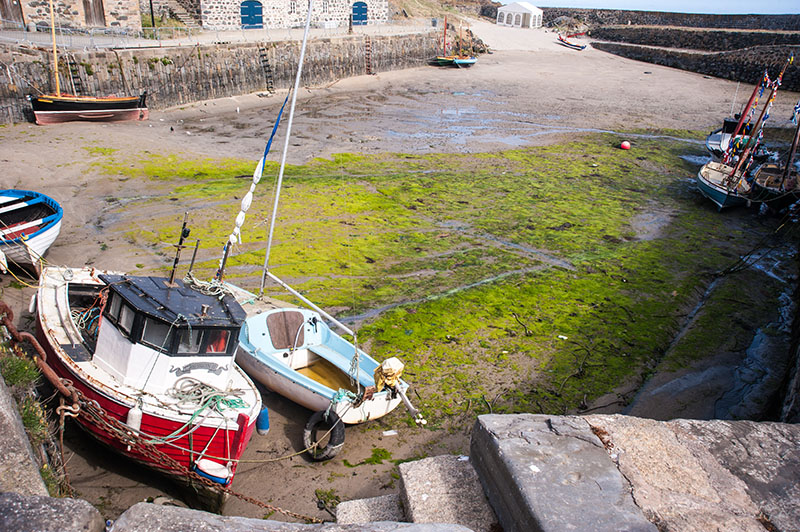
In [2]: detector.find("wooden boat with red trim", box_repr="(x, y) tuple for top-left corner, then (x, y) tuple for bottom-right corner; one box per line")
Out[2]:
(35, 266), (262, 488)
(0, 189), (63, 274)
(29, 0), (148, 125)
(28, 92), (148, 125)
(557, 34), (586, 51)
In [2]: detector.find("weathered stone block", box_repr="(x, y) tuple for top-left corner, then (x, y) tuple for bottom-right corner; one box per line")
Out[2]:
(471, 414), (657, 532)
(0, 492), (104, 532)
(399, 455), (499, 532)
(112, 502), (474, 531)
(0, 378), (48, 496)
(336, 494), (405, 524)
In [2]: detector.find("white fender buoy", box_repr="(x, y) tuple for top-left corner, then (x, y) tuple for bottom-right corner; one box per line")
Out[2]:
(126, 404), (142, 432)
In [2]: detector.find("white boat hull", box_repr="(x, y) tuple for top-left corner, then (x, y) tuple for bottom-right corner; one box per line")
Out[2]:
(236, 346), (403, 424)
(1, 219), (62, 270)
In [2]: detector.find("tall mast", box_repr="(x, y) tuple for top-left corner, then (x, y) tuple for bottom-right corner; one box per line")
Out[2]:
(723, 72), (766, 161)
(443, 16), (447, 56)
(48, 0), (60, 96)
(728, 55), (793, 179)
(781, 103), (800, 185)
(258, 0), (314, 295)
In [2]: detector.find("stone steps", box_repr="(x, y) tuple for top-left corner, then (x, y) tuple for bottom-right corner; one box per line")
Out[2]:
(163, 0), (201, 29)
(336, 455), (499, 531)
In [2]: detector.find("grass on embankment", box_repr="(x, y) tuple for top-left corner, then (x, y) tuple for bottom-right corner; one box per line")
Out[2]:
(85, 131), (797, 427)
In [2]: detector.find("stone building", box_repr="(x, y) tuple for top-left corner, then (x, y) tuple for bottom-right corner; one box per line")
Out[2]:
(496, 2), (542, 29)
(1, 0), (142, 31)
(189, 0), (388, 31)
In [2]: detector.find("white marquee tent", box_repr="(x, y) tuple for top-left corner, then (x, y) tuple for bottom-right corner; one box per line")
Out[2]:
(496, 2), (543, 29)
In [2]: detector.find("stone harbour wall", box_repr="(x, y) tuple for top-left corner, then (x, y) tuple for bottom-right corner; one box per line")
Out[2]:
(0, 32), (437, 124)
(541, 8), (800, 31)
(590, 43), (800, 92)
(591, 26), (800, 52)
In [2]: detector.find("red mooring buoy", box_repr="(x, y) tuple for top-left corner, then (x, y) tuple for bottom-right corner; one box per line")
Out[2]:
(620, 141), (631, 150)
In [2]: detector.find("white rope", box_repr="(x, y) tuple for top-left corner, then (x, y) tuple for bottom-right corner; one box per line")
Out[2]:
(183, 271), (234, 300)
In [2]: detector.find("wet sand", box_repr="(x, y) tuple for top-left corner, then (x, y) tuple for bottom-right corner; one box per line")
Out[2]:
(2, 21), (800, 522)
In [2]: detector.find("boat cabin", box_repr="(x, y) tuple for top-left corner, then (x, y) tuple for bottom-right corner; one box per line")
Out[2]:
(92, 275), (246, 394)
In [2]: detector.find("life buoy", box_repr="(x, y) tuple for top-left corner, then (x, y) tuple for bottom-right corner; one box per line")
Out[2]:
(303, 410), (345, 461)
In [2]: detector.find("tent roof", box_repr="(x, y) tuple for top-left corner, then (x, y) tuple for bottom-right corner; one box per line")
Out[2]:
(497, 2), (542, 14)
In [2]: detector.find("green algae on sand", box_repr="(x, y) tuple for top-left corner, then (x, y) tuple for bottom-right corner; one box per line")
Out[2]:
(89, 132), (797, 424)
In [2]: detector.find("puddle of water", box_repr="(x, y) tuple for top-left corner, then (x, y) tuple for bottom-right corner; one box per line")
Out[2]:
(680, 154), (711, 166)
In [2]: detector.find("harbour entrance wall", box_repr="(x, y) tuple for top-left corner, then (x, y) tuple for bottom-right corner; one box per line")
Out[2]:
(0, 32), (438, 124)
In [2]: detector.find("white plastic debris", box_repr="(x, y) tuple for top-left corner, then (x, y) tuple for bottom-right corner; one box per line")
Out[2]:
(382, 430), (398, 437)
(557, 335), (568, 340)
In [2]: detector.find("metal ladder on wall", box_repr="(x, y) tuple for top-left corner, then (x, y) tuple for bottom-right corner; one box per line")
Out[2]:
(65, 54), (83, 95)
(258, 45), (275, 95)
(364, 36), (374, 75)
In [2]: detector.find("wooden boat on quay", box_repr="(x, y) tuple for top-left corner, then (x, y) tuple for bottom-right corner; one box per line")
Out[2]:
(34, 264), (262, 489)
(29, 0), (147, 125)
(433, 16), (478, 68)
(0, 189), (63, 274)
(697, 55), (792, 210)
(28, 92), (148, 125)
(557, 34), (586, 51)
(696, 161), (753, 209)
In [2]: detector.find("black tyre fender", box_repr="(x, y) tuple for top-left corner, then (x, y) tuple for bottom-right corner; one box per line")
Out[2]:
(303, 410), (345, 461)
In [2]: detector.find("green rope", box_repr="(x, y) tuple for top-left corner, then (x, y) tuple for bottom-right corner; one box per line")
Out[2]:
(325, 388), (359, 419)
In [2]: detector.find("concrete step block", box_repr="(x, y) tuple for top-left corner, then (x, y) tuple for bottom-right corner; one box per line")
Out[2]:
(336, 493), (405, 524)
(470, 414), (657, 532)
(399, 455), (499, 532)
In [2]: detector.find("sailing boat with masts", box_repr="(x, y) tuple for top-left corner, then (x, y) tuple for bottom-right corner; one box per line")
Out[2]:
(750, 98), (800, 211)
(209, 0), (424, 461)
(434, 16), (477, 68)
(28, 0), (147, 125)
(705, 70), (770, 162)
(696, 55), (793, 209)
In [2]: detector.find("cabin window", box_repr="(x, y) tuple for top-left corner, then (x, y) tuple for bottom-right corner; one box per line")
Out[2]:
(322, 0), (328, 13)
(178, 328), (202, 354)
(289, 0), (296, 14)
(176, 328), (233, 355)
(108, 293), (121, 319)
(118, 303), (135, 335)
(141, 318), (173, 351)
(206, 330), (230, 353)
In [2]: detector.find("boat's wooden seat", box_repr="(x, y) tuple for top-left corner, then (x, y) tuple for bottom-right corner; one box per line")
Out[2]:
(0, 196), (44, 215)
(0, 213), (59, 240)
(296, 358), (358, 393)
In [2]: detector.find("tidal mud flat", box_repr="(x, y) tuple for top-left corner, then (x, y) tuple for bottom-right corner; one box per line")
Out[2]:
(2, 32), (800, 522)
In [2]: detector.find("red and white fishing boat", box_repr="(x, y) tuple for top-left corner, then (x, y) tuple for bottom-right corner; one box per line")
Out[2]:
(35, 265), (262, 487)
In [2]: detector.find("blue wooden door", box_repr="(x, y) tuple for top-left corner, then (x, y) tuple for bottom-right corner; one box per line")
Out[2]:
(241, 0), (263, 29)
(352, 1), (367, 25)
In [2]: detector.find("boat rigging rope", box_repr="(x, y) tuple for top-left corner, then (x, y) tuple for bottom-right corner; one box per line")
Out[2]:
(168, 376), (247, 412)
(183, 271), (234, 300)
